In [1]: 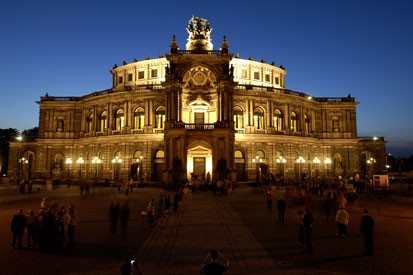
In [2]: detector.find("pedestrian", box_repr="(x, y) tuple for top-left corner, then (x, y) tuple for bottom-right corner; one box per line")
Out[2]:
(266, 189), (273, 211)
(66, 204), (77, 248)
(324, 192), (334, 223)
(147, 199), (156, 226)
(360, 208), (375, 255)
(335, 206), (349, 237)
(165, 192), (171, 211)
(277, 196), (286, 221)
(297, 209), (305, 246)
(26, 209), (37, 248)
(303, 207), (314, 254)
(11, 209), (27, 249)
(109, 199), (120, 236)
(200, 249), (230, 275)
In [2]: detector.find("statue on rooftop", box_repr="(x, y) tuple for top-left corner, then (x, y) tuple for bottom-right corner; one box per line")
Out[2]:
(185, 16), (213, 52)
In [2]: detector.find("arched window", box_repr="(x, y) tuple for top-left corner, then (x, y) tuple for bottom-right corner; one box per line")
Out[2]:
(290, 111), (299, 132)
(86, 113), (93, 133)
(253, 107), (265, 129)
(256, 150), (265, 160)
(155, 150), (165, 159)
(304, 114), (311, 134)
(133, 107), (145, 129)
(273, 109), (283, 131)
(234, 106), (244, 129)
(114, 109), (125, 130)
(155, 106), (165, 129)
(98, 111), (107, 132)
(234, 150), (244, 159)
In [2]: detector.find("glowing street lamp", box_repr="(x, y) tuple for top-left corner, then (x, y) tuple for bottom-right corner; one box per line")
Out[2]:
(112, 156), (122, 180)
(92, 156), (102, 180)
(76, 157), (84, 180)
(65, 157), (73, 178)
(313, 157), (320, 177)
(324, 157), (332, 177)
(367, 157), (376, 176)
(276, 156), (287, 179)
(18, 157), (28, 181)
(296, 156), (306, 180)
(252, 155), (263, 183)
(136, 156), (143, 183)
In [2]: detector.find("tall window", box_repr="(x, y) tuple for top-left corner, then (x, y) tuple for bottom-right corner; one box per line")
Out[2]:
(253, 71), (260, 80)
(98, 111), (107, 132)
(114, 109), (125, 130)
(234, 106), (244, 129)
(151, 69), (158, 78)
(304, 114), (311, 134)
(155, 106), (165, 129)
(332, 117), (340, 132)
(138, 71), (144, 79)
(290, 111), (299, 132)
(86, 113), (93, 133)
(273, 109), (283, 131)
(253, 108), (265, 129)
(133, 107), (145, 129)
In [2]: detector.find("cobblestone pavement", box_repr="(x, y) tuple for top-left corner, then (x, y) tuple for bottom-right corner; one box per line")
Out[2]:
(1, 184), (413, 274)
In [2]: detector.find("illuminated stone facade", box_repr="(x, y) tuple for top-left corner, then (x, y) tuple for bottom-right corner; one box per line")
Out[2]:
(8, 17), (387, 185)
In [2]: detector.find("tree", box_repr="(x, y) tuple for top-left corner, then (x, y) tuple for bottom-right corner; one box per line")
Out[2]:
(22, 127), (39, 142)
(0, 128), (20, 175)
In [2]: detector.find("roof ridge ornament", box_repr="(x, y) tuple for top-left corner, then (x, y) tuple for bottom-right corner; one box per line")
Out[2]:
(185, 16), (213, 52)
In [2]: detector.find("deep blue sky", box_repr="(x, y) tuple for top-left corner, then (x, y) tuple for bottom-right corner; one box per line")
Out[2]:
(0, 0), (412, 157)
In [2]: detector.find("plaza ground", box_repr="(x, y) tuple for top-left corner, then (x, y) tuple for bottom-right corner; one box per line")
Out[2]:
(0, 182), (412, 274)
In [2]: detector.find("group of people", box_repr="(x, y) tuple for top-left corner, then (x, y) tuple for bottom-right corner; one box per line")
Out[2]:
(10, 197), (76, 251)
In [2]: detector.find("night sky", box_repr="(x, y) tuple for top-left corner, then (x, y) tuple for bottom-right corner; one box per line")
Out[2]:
(0, 0), (412, 157)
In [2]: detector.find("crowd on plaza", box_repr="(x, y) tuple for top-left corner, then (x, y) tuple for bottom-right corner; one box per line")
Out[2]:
(10, 197), (76, 251)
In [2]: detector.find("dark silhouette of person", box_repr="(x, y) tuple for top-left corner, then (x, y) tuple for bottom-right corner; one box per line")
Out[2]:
(201, 249), (229, 275)
(120, 201), (130, 235)
(303, 207), (314, 254)
(109, 200), (120, 236)
(277, 196), (286, 221)
(360, 208), (375, 255)
(11, 209), (27, 249)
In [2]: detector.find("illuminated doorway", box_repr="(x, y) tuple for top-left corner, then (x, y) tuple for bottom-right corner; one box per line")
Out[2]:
(187, 142), (212, 181)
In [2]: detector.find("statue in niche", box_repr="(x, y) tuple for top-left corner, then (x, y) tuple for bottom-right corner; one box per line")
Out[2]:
(57, 119), (64, 132)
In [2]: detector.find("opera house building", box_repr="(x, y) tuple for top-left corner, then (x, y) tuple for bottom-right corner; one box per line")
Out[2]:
(9, 17), (386, 186)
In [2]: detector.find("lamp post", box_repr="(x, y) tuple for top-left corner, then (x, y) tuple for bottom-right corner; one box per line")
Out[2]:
(324, 157), (332, 178)
(313, 157), (320, 178)
(366, 157), (376, 178)
(296, 156), (305, 181)
(137, 156), (143, 183)
(252, 156), (262, 184)
(76, 157), (84, 181)
(65, 157), (73, 179)
(92, 156), (102, 181)
(276, 156), (287, 179)
(18, 157), (28, 181)
(112, 156), (122, 181)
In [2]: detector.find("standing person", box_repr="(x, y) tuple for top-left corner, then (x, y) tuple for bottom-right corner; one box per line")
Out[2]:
(147, 199), (156, 226)
(201, 249), (230, 275)
(277, 196), (286, 221)
(164, 192), (171, 211)
(266, 189), (273, 211)
(66, 204), (76, 248)
(296, 209), (305, 246)
(302, 207), (314, 254)
(11, 209), (27, 249)
(26, 209), (37, 248)
(360, 209), (375, 255)
(109, 200), (120, 236)
(335, 206), (349, 237)
(324, 192), (334, 223)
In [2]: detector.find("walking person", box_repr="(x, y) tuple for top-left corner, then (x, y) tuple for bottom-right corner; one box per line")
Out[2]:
(11, 209), (27, 249)
(335, 206), (349, 237)
(164, 192), (171, 211)
(360, 208), (375, 255)
(266, 189), (273, 211)
(277, 196), (286, 221)
(303, 207), (314, 254)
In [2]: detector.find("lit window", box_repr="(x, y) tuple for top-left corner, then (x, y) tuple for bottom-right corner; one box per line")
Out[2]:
(155, 106), (165, 129)
(304, 114), (311, 134)
(98, 111), (107, 132)
(114, 109), (125, 130)
(290, 111), (299, 132)
(133, 107), (145, 129)
(86, 113), (93, 133)
(253, 108), (264, 129)
(234, 106), (244, 129)
(273, 109), (283, 131)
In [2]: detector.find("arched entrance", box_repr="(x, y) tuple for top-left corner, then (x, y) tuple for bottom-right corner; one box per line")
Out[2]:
(187, 142), (212, 182)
